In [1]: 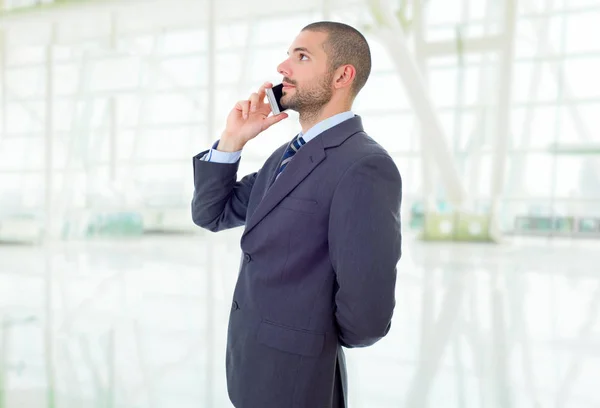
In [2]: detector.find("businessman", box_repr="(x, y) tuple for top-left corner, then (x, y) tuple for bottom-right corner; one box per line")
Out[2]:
(191, 21), (402, 408)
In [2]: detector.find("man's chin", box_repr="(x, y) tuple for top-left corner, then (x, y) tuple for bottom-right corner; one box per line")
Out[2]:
(280, 96), (295, 112)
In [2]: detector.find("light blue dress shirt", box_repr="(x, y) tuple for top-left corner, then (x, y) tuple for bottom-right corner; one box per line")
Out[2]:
(200, 111), (355, 163)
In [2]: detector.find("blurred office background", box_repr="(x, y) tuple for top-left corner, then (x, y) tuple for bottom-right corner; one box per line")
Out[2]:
(0, 0), (599, 406)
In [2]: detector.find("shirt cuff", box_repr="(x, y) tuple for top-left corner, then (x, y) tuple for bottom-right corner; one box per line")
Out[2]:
(202, 140), (242, 164)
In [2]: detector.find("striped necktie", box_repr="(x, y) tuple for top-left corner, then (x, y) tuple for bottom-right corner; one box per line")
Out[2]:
(277, 134), (306, 177)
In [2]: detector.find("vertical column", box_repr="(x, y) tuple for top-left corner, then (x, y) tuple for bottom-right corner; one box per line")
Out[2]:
(412, 0), (436, 213)
(44, 25), (57, 241)
(205, 1), (216, 407)
(453, 1), (470, 197)
(44, 23), (58, 408)
(467, 0), (497, 207)
(109, 13), (118, 184)
(549, 1), (568, 235)
(489, 0), (517, 224)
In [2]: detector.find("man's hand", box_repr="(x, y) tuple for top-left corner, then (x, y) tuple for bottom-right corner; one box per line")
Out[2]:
(218, 82), (289, 152)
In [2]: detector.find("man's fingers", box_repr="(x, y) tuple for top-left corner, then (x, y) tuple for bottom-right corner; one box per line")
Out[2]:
(257, 81), (272, 102)
(236, 100), (250, 119)
(237, 81), (273, 120)
(249, 93), (259, 113)
(262, 112), (288, 130)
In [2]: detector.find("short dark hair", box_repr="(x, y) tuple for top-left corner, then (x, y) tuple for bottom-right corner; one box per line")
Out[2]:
(302, 21), (372, 99)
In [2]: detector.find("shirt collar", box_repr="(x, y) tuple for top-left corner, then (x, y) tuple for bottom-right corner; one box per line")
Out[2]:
(299, 111), (355, 144)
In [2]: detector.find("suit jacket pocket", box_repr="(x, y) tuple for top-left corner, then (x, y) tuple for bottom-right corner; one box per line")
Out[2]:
(258, 320), (325, 357)
(278, 196), (318, 214)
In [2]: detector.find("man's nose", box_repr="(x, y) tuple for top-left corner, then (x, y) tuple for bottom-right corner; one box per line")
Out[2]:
(277, 60), (290, 77)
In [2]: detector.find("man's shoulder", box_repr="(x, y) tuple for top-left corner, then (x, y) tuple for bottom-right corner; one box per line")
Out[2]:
(334, 129), (393, 162)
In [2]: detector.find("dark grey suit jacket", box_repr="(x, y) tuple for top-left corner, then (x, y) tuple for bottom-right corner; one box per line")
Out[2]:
(191, 115), (402, 408)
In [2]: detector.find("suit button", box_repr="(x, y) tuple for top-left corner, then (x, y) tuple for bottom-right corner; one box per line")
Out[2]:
(232, 301), (239, 310)
(244, 253), (252, 263)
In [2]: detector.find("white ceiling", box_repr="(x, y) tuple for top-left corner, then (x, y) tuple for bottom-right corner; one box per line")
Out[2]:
(1, 0), (368, 46)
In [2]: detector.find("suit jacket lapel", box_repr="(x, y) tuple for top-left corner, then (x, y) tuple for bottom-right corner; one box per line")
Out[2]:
(243, 136), (326, 239)
(242, 115), (364, 239)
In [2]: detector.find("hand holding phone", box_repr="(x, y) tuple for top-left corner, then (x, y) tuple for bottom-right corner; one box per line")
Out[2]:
(219, 82), (289, 152)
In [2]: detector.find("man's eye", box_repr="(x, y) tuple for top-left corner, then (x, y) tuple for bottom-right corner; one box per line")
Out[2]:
(299, 54), (308, 61)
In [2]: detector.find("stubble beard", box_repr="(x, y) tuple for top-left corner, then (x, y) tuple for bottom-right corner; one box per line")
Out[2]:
(281, 71), (334, 124)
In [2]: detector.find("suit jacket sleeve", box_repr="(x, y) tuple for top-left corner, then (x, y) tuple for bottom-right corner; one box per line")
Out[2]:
(328, 153), (402, 348)
(191, 150), (257, 232)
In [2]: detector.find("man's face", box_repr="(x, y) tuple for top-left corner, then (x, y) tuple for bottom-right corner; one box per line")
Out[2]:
(276, 30), (334, 113)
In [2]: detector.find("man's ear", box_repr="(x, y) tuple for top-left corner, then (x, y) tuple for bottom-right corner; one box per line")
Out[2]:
(334, 65), (356, 90)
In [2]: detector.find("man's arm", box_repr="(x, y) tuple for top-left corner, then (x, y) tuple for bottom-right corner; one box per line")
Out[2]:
(191, 145), (256, 232)
(192, 80), (288, 232)
(328, 153), (402, 348)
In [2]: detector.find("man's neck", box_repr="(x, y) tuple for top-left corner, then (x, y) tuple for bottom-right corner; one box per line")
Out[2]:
(299, 104), (351, 134)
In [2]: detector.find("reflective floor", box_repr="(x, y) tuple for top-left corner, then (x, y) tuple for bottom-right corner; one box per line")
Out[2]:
(0, 231), (599, 407)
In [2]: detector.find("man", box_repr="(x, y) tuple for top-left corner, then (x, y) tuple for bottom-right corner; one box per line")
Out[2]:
(192, 21), (402, 408)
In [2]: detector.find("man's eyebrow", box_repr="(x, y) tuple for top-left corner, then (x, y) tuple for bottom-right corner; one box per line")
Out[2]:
(286, 47), (312, 55)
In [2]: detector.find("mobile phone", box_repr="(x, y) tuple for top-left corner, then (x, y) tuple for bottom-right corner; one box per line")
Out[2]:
(266, 83), (285, 115)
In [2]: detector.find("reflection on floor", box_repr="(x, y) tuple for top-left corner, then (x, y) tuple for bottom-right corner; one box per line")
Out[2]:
(0, 230), (599, 408)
